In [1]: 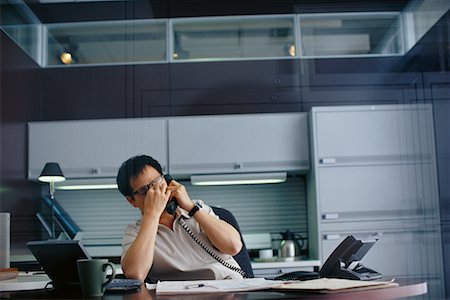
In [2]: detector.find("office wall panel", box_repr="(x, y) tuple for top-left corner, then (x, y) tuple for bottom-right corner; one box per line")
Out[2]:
(0, 32), (42, 247)
(42, 65), (130, 120)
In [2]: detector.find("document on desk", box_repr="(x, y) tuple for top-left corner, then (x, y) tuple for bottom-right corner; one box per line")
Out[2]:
(276, 278), (399, 293)
(156, 278), (283, 295)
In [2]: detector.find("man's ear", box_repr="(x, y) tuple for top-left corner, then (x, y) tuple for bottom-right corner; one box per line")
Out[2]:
(126, 196), (137, 207)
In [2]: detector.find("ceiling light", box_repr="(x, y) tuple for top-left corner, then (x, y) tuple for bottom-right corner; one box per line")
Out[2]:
(59, 52), (74, 65)
(191, 172), (287, 186)
(288, 44), (296, 57)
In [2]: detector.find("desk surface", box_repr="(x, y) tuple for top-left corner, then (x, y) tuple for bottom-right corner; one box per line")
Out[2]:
(1, 280), (427, 299)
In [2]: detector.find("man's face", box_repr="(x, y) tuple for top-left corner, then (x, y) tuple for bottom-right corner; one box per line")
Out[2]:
(126, 165), (162, 212)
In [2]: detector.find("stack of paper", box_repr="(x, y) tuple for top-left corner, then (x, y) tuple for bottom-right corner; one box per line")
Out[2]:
(276, 278), (399, 293)
(156, 278), (283, 295)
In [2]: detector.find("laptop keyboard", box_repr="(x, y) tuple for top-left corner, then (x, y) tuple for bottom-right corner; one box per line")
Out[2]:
(106, 279), (142, 289)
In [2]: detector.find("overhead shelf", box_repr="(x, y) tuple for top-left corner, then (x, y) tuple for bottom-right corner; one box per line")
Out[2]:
(3, 0), (449, 67)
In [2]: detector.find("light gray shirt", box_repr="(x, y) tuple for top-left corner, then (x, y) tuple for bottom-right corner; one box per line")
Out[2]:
(121, 200), (244, 282)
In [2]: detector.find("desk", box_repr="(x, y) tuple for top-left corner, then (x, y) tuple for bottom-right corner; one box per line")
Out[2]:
(1, 280), (427, 299)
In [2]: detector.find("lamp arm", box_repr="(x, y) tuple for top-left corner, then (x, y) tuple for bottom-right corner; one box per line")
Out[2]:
(49, 181), (55, 239)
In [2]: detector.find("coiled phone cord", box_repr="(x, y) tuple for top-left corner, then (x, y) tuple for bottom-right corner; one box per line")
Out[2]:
(177, 217), (254, 278)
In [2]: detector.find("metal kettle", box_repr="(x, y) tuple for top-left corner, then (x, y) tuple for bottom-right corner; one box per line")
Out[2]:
(279, 230), (304, 258)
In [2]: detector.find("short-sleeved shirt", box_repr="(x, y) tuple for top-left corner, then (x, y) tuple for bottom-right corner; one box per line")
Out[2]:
(121, 200), (244, 282)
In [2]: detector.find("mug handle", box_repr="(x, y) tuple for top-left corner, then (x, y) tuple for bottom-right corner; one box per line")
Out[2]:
(102, 262), (116, 292)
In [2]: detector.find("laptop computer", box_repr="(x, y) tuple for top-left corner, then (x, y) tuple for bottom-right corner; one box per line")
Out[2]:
(27, 240), (91, 289)
(27, 240), (142, 291)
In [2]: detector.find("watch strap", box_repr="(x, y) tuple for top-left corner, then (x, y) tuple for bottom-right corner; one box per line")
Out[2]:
(188, 203), (201, 217)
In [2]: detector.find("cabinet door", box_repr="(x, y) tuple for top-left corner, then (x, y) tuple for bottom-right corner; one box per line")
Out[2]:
(317, 163), (439, 222)
(168, 113), (309, 175)
(28, 118), (167, 179)
(312, 104), (435, 165)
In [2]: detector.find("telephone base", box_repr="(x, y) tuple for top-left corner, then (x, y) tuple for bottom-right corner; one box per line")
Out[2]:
(327, 265), (382, 281)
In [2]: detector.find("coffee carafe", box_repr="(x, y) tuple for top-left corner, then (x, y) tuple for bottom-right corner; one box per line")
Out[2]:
(279, 230), (304, 258)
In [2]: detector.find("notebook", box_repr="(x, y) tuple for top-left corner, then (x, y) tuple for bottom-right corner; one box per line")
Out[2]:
(27, 240), (91, 289)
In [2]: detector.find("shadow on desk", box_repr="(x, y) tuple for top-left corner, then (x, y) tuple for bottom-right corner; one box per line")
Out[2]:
(1, 280), (427, 300)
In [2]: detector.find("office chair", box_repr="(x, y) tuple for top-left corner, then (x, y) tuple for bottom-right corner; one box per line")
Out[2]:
(211, 206), (254, 277)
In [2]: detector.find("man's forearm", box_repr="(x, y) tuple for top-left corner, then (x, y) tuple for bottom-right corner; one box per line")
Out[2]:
(194, 210), (243, 256)
(121, 216), (159, 281)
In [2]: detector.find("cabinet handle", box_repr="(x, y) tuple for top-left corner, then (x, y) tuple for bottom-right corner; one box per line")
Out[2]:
(235, 163), (243, 170)
(322, 213), (339, 220)
(319, 158), (336, 164)
(323, 234), (340, 240)
(92, 168), (101, 175)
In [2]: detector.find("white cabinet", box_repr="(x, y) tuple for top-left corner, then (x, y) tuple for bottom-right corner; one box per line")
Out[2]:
(308, 104), (444, 299)
(168, 113), (309, 175)
(314, 106), (435, 163)
(29, 113), (309, 180)
(28, 118), (168, 180)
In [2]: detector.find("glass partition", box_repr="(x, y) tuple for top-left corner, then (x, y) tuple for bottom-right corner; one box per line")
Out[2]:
(3, 7), (423, 67)
(402, 0), (450, 52)
(298, 12), (404, 58)
(171, 15), (297, 62)
(46, 19), (167, 66)
(0, 0), (43, 65)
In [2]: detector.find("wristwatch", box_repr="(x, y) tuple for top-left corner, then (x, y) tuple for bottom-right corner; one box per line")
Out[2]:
(188, 203), (202, 217)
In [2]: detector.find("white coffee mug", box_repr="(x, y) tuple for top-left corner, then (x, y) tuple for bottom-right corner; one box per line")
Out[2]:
(259, 249), (273, 259)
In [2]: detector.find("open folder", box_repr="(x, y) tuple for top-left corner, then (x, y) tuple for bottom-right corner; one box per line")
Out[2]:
(155, 278), (398, 295)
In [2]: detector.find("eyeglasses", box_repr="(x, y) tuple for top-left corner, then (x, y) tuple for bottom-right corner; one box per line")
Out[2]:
(132, 175), (164, 196)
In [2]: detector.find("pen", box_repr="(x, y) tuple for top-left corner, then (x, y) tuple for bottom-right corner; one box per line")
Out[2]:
(185, 283), (205, 289)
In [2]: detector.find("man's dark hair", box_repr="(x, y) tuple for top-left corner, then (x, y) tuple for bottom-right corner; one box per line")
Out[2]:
(116, 155), (163, 197)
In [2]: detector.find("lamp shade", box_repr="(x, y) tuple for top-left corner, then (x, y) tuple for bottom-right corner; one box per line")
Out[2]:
(38, 162), (66, 183)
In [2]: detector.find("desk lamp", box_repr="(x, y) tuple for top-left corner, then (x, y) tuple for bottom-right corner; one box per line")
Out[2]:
(38, 162), (65, 239)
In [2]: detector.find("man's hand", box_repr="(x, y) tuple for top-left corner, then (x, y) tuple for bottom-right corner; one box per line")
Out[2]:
(143, 179), (172, 218)
(166, 180), (195, 211)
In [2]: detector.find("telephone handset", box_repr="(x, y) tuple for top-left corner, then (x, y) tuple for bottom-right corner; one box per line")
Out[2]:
(163, 174), (178, 216)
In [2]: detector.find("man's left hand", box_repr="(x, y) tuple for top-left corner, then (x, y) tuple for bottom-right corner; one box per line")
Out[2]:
(166, 180), (195, 211)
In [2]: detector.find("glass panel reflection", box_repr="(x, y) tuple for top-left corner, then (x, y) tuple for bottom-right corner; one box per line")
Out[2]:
(46, 20), (167, 66)
(299, 13), (404, 58)
(0, 1), (42, 65)
(172, 15), (296, 61)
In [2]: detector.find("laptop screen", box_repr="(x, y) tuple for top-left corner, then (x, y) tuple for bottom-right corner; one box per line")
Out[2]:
(27, 240), (91, 288)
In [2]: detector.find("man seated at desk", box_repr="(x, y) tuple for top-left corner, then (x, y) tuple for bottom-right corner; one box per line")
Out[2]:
(116, 155), (244, 283)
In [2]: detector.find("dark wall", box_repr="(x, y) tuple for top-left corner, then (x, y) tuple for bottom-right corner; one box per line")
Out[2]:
(0, 31), (43, 249)
(26, 0), (409, 23)
(42, 56), (421, 121)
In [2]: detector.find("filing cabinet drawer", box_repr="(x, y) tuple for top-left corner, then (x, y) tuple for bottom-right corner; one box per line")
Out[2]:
(317, 163), (439, 221)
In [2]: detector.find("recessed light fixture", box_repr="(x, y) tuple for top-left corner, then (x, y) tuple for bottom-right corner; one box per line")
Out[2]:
(55, 179), (117, 190)
(191, 172), (287, 186)
(59, 51), (75, 65)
